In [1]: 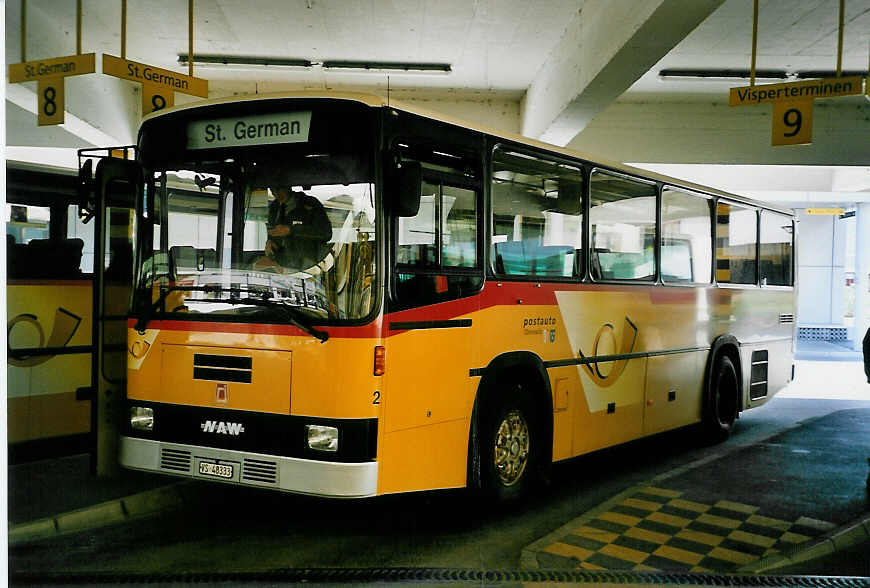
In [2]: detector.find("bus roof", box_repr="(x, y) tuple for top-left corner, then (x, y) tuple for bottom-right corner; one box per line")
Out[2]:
(142, 91), (794, 217)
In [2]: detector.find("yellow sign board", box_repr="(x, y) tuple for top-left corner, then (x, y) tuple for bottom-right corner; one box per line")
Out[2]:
(37, 79), (65, 126)
(730, 76), (863, 107)
(771, 99), (813, 146)
(8, 53), (96, 126)
(806, 208), (845, 215)
(142, 83), (175, 115)
(103, 54), (207, 100)
(8, 53), (96, 83)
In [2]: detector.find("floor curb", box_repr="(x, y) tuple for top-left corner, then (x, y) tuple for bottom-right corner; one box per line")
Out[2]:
(738, 514), (870, 573)
(8, 482), (190, 546)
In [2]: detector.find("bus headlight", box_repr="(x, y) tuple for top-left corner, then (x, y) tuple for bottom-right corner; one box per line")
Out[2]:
(306, 425), (338, 452)
(130, 407), (154, 431)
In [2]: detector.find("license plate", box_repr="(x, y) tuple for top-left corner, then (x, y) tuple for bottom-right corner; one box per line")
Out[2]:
(199, 461), (234, 479)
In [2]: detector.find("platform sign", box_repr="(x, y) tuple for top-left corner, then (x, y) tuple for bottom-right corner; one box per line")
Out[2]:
(142, 83), (175, 114)
(102, 54), (208, 116)
(730, 76), (863, 147)
(37, 79), (65, 125)
(729, 77), (862, 107)
(806, 208), (845, 215)
(771, 99), (813, 146)
(8, 53), (96, 126)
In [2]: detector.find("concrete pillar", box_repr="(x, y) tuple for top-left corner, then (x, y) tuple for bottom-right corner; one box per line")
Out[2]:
(853, 203), (870, 351)
(797, 210), (845, 326)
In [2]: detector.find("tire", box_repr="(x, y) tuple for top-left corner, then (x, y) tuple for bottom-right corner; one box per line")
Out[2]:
(703, 355), (739, 442)
(477, 382), (539, 503)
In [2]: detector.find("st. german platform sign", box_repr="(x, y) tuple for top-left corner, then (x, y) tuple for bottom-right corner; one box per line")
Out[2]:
(103, 54), (208, 115)
(8, 53), (96, 125)
(729, 76), (863, 147)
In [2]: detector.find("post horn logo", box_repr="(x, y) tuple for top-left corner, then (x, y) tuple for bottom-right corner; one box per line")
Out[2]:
(577, 316), (638, 387)
(7, 307), (82, 367)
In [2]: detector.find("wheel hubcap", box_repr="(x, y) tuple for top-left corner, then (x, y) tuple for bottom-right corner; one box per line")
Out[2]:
(493, 409), (529, 486)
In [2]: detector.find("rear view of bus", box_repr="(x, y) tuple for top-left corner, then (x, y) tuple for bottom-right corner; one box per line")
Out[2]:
(122, 97), (382, 497)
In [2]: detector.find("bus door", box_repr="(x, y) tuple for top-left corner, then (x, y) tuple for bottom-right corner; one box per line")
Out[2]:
(90, 157), (139, 476)
(382, 147), (484, 493)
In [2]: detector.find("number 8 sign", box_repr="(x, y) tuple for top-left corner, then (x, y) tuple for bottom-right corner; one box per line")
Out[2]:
(37, 79), (65, 126)
(772, 99), (813, 146)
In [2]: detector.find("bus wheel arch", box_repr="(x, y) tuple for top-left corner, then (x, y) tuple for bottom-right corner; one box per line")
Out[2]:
(468, 352), (553, 501)
(702, 336), (742, 441)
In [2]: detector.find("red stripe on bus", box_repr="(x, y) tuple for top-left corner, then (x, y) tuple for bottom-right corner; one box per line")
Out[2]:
(8, 279), (92, 286)
(126, 280), (699, 338)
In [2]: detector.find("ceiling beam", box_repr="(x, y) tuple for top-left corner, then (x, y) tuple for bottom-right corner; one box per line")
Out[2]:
(521, 0), (725, 146)
(6, 84), (125, 147)
(6, 0), (139, 150)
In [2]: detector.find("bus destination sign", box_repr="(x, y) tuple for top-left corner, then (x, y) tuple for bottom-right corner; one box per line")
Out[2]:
(187, 112), (313, 150)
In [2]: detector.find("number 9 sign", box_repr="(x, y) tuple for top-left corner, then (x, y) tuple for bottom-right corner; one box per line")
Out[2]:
(142, 83), (174, 116)
(772, 99), (813, 146)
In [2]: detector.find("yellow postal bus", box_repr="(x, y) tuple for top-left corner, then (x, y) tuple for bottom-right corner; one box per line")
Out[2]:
(6, 164), (94, 461)
(104, 92), (795, 500)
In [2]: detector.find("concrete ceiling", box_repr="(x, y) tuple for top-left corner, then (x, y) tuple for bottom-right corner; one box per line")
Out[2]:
(5, 0), (870, 182)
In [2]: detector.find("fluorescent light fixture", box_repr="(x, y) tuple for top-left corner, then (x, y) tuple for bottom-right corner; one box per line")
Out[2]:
(321, 60), (451, 75)
(659, 69), (791, 82)
(178, 54), (313, 70)
(178, 54), (451, 75)
(659, 69), (868, 83)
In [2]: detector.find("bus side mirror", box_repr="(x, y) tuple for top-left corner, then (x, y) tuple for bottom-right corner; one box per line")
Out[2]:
(387, 161), (422, 217)
(78, 159), (94, 223)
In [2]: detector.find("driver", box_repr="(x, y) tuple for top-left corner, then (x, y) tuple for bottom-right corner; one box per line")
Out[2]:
(263, 186), (332, 270)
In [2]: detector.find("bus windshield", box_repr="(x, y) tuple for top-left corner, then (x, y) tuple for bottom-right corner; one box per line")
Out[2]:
(134, 104), (377, 325)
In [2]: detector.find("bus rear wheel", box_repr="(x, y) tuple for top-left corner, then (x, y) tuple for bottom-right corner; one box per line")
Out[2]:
(479, 384), (538, 503)
(703, 355), (739, 442)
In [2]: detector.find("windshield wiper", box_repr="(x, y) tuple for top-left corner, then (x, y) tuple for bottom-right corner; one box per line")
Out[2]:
(135, 285), (329, 343)
(219, 297), (329, 343)
(135, 285), (221, 333)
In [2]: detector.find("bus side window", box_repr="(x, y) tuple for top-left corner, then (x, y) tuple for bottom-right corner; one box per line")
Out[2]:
(490, 147), (583, 279)
(760, 211), (793, 286)
(661, 187), (712, 284)
(589, 171), (656, 282)
(716, 202), (757, 285)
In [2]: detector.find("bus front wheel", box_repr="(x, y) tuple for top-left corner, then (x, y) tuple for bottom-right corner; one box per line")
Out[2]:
(703, 355), (739, 442)
(479, 384), (538, 503)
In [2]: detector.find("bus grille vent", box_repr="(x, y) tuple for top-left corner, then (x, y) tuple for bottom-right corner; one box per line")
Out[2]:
(160, 448), (192, 472)
(243, 458), (278, 485)
(749, 350), (769, 400)
(779, 313), (795, 324)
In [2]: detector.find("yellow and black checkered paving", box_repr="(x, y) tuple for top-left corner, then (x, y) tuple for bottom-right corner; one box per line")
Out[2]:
(528, 486), (835, 573)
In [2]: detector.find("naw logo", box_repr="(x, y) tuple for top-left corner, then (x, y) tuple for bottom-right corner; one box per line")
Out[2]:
(200, 420), (245, 436)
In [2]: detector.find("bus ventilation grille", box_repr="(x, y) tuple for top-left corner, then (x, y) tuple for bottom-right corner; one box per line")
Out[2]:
(160, 448), (192, 473)
(243, 458), (278, 485)
(778, 313), (794, 324)
(749, 350), (768, 400)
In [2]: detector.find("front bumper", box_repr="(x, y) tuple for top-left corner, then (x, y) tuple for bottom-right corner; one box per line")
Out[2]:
(120, 436), (378, 498)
